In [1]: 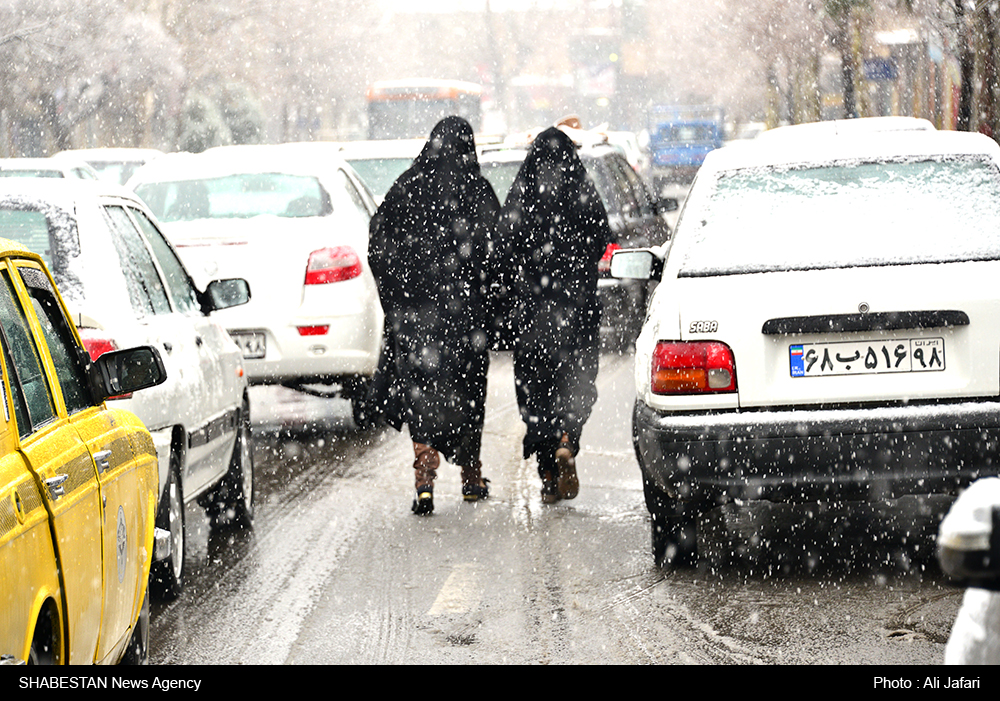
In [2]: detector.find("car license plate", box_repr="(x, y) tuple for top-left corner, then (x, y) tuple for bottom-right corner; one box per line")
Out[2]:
(231, 331), (265, 359)
(790, 337), (945, 377)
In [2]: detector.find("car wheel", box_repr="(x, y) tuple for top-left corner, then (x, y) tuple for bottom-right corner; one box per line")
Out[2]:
(343, 376), (373, 430)
(643, 477), (699, 568)
(207, 398), (254, 530)
(150, 458), (185, 601)
(118, 592), (149, 665)
(27, 606), (57, 665)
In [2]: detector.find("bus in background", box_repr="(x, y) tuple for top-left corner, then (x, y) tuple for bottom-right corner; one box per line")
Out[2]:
(366, 79), (483, 140)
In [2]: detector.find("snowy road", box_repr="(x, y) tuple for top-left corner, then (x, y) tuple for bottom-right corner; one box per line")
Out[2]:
(148, 351), (962, 665)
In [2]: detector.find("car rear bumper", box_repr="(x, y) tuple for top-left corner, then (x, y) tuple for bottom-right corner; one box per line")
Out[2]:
(231, 315), (381, 385)
(633, 398), (1000, 504)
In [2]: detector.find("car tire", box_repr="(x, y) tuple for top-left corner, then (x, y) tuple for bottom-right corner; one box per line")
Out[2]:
(150, 458), (185, 601)
(28, 606), (57, 665)
(643, 477), (699, 568)
(118, 592), (149, 665)
(343, 376), (373, 430)
(351, 395), (372, 430)
(206, 398), (254, 530)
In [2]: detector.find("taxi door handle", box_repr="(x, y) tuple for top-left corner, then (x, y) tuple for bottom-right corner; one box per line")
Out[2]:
(45, 474), (68, 500)
(94, 450), (111, 474)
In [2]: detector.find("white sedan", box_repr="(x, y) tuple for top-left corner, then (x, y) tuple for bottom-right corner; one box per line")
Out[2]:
(52, 147), (164, 185)
(335, 138), (424, 203)
(612, 122), (1000, 567)
(0, 157), (100, 180)
(0, 178), (252, 599)
(128, 145), (384, 423)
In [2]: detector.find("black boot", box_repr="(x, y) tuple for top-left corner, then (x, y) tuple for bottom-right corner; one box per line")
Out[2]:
(461, 461), (490, 501)
(538, 451), (560, 504)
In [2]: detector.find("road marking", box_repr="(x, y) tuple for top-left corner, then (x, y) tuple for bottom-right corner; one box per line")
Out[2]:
(428, 563), (481, 615)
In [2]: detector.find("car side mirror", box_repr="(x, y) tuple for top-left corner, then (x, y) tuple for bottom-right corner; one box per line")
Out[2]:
(610, 248), (662, 281)
(201, 278), (251, 314)
(938, 477), (1000, 591)
(93, 345), (167, 401)
(656, 197), (679, 214)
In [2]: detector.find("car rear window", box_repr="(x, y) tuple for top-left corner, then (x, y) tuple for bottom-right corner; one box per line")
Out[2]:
(479, 159), (523, 201)
(346, 157), (413, 200)
(135, 173), (333, 222)
(677, 156), (1000, 276)
(0, 210), (51, 264)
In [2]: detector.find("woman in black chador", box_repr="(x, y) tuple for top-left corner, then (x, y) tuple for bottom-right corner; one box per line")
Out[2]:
(496, 126), (612, 503)
(367, 116), (500, 515)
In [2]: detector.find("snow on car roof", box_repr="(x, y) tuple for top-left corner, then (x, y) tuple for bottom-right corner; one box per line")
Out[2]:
(0, 157), (99, 177)
(755, 116), (935, 143)
(53, 147), (164, 163)
(0, 175), (136, 205)
(335, 139), (426, 160)
(127, 143), (356, 184)
(0, 236), (39, 260)
(701, 125), (1000, 175)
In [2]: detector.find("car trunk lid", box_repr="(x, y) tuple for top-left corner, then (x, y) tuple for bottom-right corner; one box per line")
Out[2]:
(675, 262), (1000, 408)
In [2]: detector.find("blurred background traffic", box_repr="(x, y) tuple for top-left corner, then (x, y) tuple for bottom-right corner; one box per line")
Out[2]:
(0, 1), (985, 160)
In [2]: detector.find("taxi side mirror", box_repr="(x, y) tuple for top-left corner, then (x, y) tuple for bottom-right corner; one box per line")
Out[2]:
(92, 346), (167, 401)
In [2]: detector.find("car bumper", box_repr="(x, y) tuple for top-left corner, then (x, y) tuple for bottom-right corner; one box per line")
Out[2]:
(222, 276), (383, 385)
(633, 398), (1000, 504)
(234, 317), (381, 384)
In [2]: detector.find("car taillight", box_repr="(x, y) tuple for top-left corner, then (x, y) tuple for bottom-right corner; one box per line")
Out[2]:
(598, 243), (620, 274)
(305, 246), (362, 285)
(77, 328), (119, 361)
(651, 341), (736, 394)
(297, 325), (329, 336)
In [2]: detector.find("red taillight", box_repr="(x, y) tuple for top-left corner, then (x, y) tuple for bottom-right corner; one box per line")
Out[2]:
(598, 243), (620, 274)
(77, 328), (119, 361)
(651, 341), (736, 394)
(297, 325), (329, 336)
(305, 246), (362, 285)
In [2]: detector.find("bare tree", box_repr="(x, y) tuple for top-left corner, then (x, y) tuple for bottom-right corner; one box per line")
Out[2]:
(0, 0), (184, 154)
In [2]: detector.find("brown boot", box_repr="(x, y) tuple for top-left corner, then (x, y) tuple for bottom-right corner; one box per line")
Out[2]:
(555, 433), (579, 500)
(461, 461), (490, 502)
(412, 442), (439, 515)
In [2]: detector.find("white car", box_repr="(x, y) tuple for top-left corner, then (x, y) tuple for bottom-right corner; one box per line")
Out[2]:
(612, 123), (1000, 567)
(128, 144), (383, 422)
(335, 139), (425, 203)
(0, 157), (100, 180)
(53, 147), (164, 185)
(0, 178), (252, 599)
(937, 477), (1000, 663)
(754, 115), (935, 143)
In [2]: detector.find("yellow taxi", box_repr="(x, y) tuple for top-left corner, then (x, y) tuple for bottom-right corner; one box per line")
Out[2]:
(0, 238), (166, 665)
